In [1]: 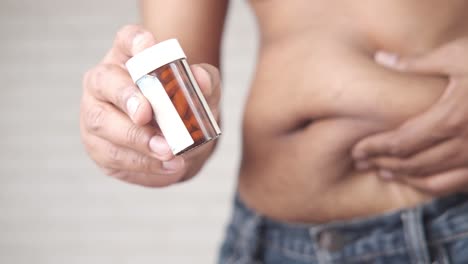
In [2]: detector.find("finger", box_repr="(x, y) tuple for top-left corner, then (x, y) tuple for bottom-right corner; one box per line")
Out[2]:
(400, 168), (468, 196)
(375, 51), (449, 75)
(84, 136), (186, 187)
(367, 138), (463, 177)
(352, 107), (448, 160)
(102, 25), (157, 65)
(81, 97), (176, 161)
(191, 64), (222, 118)
(375, 38), (468, 75)
(104, 170), (186, 188)
(83, 63), (152, 125)
(81, 124), (184, 174)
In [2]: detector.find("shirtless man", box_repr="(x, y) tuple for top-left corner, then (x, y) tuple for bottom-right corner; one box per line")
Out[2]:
(80, 0), (468, 263)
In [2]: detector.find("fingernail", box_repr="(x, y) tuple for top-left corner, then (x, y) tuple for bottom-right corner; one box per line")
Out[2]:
(132, 32), (149, 54)
(162, 157), (184, 172)
(127, 96), (140, 118)
(133, 32), (145, 46)
(149, 136), (171, 158)
(356, 161), (370, 170)
(379, 170), (394, 180)
(375, 51), (399, 68)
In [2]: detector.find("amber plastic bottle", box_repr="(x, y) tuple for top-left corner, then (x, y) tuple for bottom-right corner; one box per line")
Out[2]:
(126, 39), (221, 155)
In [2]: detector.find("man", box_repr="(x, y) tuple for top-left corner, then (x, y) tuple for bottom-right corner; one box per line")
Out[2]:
(80, 0), (468, 263)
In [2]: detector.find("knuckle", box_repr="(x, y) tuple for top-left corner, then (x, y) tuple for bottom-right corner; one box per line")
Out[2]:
(92, 64), (115, 94)
(85, 104), (106, 132)
(132, 154), (157, 173)
(90, 64), (134, 108)
(126, 124), (144, 146)
(106, 144), (123, 166)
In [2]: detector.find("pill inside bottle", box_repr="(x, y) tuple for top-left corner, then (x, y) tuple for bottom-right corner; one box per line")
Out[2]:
(126, 39), (221, 155)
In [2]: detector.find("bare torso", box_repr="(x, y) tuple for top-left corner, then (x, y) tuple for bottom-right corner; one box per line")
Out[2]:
(238, 0), (468, 223)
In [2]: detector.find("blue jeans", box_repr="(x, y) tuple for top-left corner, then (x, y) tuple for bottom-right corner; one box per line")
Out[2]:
(218, 193), (468, 264)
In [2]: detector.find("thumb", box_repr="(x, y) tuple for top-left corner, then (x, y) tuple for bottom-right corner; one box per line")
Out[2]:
(102, 25), (157, 65)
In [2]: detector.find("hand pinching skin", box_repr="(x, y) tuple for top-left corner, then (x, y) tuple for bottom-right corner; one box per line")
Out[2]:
(353, 38), (468, 195)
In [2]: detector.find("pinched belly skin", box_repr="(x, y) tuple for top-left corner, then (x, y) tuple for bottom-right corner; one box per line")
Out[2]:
(238, 38), (447, 223)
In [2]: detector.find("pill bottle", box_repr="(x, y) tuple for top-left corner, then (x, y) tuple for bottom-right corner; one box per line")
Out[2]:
(126, 39), (221, 155)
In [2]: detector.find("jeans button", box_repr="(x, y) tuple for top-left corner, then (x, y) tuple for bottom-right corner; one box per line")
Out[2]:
(318, 230), (344, 252)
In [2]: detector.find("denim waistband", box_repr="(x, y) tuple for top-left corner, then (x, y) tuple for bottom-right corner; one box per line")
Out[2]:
(226, 193), (468, 263)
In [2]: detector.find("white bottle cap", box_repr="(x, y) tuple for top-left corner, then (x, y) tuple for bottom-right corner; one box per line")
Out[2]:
(125, 39), (186, 82)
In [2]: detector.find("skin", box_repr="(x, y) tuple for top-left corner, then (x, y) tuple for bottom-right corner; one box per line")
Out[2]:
(80, 0), (228, 187)
(352, 38), (468, 195)
(237, 0), (468, 222)
(80, 0), (228, 188)
(80, 0), (468, 222)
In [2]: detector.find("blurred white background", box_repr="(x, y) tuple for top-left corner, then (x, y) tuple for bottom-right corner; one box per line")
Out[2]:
(0, 1), (257, 263)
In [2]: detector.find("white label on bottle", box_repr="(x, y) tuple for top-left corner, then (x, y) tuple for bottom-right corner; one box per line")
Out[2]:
(136, 75), (194, 154)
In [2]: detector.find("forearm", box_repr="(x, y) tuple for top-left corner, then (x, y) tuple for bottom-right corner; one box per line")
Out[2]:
(139, 0), (228, 67)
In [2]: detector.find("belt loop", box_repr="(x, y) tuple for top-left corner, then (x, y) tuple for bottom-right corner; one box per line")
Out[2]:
(236, 214), (264, 264)
(402, 207), (431, 264)
(309, 227), (332, 264)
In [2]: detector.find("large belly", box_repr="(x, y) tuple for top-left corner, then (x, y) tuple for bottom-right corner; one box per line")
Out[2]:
(238, 34), (447, 223)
